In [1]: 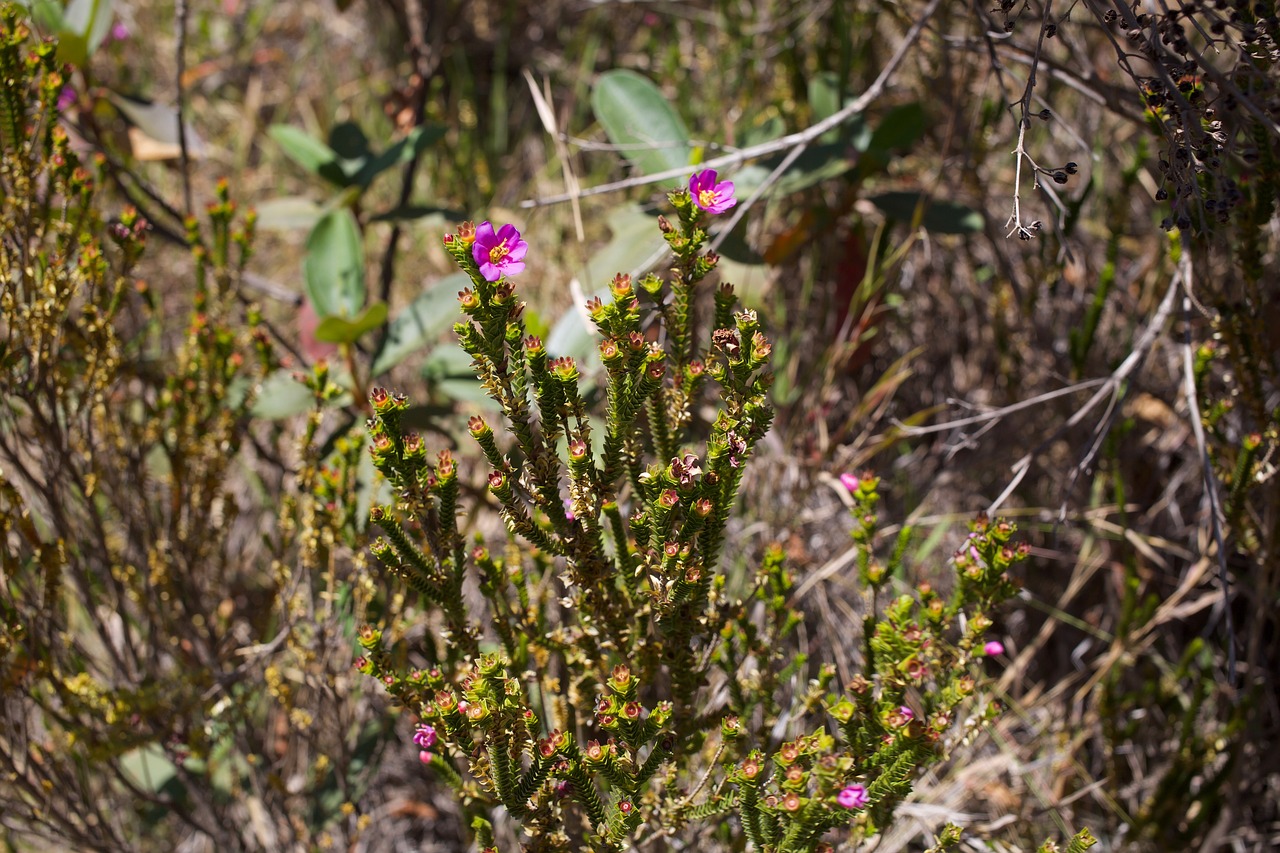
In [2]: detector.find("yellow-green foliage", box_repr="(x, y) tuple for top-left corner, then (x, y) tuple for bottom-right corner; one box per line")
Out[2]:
(0, 10), (388, 849)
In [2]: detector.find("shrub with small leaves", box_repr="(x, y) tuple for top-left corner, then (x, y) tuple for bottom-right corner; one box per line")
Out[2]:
(357, 177), (1038, 851)
(1, 10), (395, 848)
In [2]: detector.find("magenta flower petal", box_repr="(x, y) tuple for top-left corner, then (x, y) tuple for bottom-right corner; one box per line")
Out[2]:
(837, 783), (869, 809)
(984, 640), (1005, 657)
(412, 723), (437, 749)
(839, 472), (859, 493)
(689, 169), (738, 214)
(471, 220), (528, 282)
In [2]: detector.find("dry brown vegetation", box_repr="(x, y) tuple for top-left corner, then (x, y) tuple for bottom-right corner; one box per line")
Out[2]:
(2, 0), (1278, 850)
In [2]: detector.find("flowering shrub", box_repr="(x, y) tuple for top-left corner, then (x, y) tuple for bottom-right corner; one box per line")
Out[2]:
(354, 182), (1075, 851)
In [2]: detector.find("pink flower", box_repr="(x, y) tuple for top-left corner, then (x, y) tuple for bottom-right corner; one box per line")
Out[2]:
(839, 472), (859, 493)
(984, 640), (1005, 657)
(471, 221), (527, 282)
(108, 22), (130, 42)
(689, 169), (737, 214)
(418, 750), (433, 764)
(56, 85), (77, 112)
(836, 783), (868, 809)
(899, 705), (915, 721)
(412, 723), (437, 749)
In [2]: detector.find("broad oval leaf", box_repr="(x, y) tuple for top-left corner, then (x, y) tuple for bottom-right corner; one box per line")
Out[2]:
(328, 121), (370, 160)
(267, 124), (344, 182)
(314, 301), (388, 345)
(420, 345), (497, 411)
(867, 102), (926, 154)
(24, 0), (66, 34)
(56, 0), (113, 65)
(809, 71), (842, 123)
(591, 70), (691, 175)
(304, 208), (366, 319)
(249, 369), (316, 420)
(355, 123), (447, 188)
(371, 272), (469, 377)
(254, 196), (324, 231)
(119, 743), (177, 794)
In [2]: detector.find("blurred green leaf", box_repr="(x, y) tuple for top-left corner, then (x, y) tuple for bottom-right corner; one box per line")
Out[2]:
(314, 301), (387, 344)
(368, 203), (463, 223)
(592, 70), (692, 175)
(268, 125), (350, 186)
(867, 102), (926, 154)
(328, 121), (370, 160)
(250, 370), (315, 419)
(119, 743), (177, 794)
(868, 191), (984, 234)
(18, 0), (66, 33)
(356, 123), (447, 187)
(420, 345), (496, 410)
(371, 272), (468, 376)
(550, 203), (666, 373)
(304, 208), (366, 319)
(808, 72), (841, 121)
(740, 115), (786, 149)
(254, 196), (325, 231)
(714, 220), (762, 264)
(55, 0), (112, 65)
(582, 203), (664, 283)
(809, 71), (842, 142)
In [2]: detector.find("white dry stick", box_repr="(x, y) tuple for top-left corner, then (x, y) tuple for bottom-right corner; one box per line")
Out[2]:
(523, 69), (585, 244)
(1176, 249), (1236, 684)
(987, 267), (1182, 515)
(892, 378), (1108, 437)
(1005, 0), (1055, 240)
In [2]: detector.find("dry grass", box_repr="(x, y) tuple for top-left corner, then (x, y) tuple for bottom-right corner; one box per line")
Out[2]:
(11, 0), (1278, 849)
